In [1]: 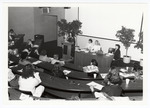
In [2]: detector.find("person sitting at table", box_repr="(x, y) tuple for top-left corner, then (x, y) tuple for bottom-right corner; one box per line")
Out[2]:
(103, 67), (122, 85)
(19, 52), (31, 65)
(107, 48), (114, 55)
(51, 62), (66, 79)
(39, 50), (51, 62)
(18, 64), (45, 97)
(8, 29), (16, 41)
(50, 54), (65, 66)
(8, 68), (19, 88)
(29, 47), (39, 59)
(113, 44), (121, 60)
(90, 68), (123, 97)
(91, 40), (102, 53)
(8, 48), (20, 65)
(83, 59), (99, 78)
(85, 39), (94, 52)
(25, 39), (34, 51)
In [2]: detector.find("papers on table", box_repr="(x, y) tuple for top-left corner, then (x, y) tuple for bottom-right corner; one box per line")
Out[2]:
(19, 93), (33, 100)
(63, 70), (71, 75)
(18, 69), (23, 73)
(113, 97), (130, 101)
(32, 60), (42, 65)
(95, 92), (130, 101)
(120, 68), (127, 73)
(119, 72), (135, 78)
(83, 66), (99, 73)
(87, 81), (104, 90)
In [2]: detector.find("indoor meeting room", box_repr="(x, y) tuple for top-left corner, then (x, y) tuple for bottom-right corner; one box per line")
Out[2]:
(7, 4), (146, 101)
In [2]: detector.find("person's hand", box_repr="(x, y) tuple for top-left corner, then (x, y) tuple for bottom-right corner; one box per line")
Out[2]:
(89, 86), (95, 92)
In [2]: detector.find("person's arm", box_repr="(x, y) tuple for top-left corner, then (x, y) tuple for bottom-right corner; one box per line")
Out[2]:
(34, 72), (41, 83)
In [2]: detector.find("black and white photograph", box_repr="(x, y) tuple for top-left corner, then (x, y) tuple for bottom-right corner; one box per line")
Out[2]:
(1, 0), (150, 107)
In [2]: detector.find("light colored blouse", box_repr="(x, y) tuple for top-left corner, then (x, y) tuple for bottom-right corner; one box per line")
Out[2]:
(91, 45), (101, 53)
(18, 72), (41, 94)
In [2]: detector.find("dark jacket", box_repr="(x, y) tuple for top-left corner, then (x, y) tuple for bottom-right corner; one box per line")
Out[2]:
(113, 49), (121, 60)
(101, 85), (122, 96)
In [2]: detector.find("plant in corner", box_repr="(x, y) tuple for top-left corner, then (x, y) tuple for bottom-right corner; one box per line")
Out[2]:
(116, 26), (135, 63)
(134, 32), (143, 54)
(134, 31), (143, 66)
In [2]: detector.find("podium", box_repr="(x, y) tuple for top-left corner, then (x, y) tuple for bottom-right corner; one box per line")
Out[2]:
(62, 41), (74, 60)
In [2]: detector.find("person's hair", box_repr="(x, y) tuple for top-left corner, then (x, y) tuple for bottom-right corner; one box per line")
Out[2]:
(40, 50), (47, 56)
(115, 44), (120, 50)
(53, 54), (59, 60)
(20, 52), (28, 60)
(108, 48), (114, 53)
(21, 64), (35, 79)
(95, 40), (100, 45)
(89, 39), (93, 43)
(9, 29), (14, 33)
(13, 48), (18, 55)
(107, 67), (122, 85)
(91, 59), (98, 66)
(51, 62), (62, 75)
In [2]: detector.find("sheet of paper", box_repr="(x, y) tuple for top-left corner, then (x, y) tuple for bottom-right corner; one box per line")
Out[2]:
(63, 70), (71, 75)
(19, 93), (31, 100)
(87, 81), (104, 90)
(119, 73), (135, 78)
(32, 60), (42, 65)
(113, 97), (130, 101)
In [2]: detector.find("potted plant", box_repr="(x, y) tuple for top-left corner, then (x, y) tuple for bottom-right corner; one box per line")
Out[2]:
(134, 31), (143, 66)
(57, 19), (82, 43)
(116, 26), (135, 63)
(57, 19), (70, 42)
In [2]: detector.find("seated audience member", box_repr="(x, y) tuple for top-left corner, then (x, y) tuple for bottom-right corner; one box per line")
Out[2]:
(85, 39), (93, 52)
(19, 52), (31, 65)
(107, 48), (114, 55)
(113, 44), (121, 60)
(25, 39), (33, 51)
(83, 59), (99, 77)
(103, 67), (122, 85)
(8, 29), (16, 41)
(91, 40), (102, 53)
(8, 48), (20, 65)
(51, 62), (66, 79)
(29, 47), (39, 59)
(101, 74), (122, 96)
(90, 67), (122, 97)
(39, 50), (51, 62)
(50, 54), (65, 66)
(18, 64), (45, 97)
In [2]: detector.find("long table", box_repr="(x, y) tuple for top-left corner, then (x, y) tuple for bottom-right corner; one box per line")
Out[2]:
(74, 51), (114, 69)
(10, 60), (143, 99)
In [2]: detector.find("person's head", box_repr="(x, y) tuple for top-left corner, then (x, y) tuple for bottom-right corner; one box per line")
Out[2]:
(20, 52), (28, 60)
(107, 67), (122, 85)
(90, 59), (98, 66)
(22, 64), (35, 79)
(27, 39), (32, 44)
(115, 44), (120, 50)
(88, 39), (93, 44)
(52, 62), (62, 72)
(40, 50), (47, 56)
(109, 67), (119, 75)
(108, 73), (122, 85)
(9, 29), (14, 33)
(53, 54), (59, 60)
(13, 48), (18, 55)
(95, 40), (100, 45)
(108, 48), (114, 53)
